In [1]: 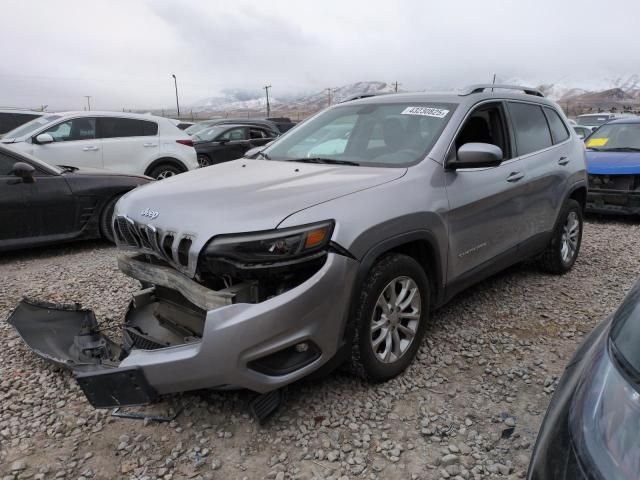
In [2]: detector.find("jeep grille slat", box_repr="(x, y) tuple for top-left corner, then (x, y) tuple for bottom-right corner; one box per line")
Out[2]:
(113, 216), (195, 272)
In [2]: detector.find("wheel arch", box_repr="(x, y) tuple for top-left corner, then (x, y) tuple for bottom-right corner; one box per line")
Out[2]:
(337, 230), (444, 369)
(144, 157), (188, 177)
(349, 230), (444, 320)
(568, 184), (587, 212)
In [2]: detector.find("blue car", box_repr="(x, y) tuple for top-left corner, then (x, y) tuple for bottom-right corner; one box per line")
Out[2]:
(585, 117), (640, 215)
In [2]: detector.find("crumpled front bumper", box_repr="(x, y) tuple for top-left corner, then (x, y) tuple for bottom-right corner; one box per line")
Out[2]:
(7, 253), (358, 408)
(586, 191), (640, 215)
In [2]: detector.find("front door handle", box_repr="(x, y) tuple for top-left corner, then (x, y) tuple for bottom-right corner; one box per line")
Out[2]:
(558, 156), (570, 166)
(82, 146), (99, 151)
(143, 143), (158, 147)
(506, 171), (525, 182)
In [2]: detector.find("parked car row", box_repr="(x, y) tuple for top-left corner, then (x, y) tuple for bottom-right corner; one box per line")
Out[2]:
(1, 111), (198, 179)
(0, 144), (150, 251)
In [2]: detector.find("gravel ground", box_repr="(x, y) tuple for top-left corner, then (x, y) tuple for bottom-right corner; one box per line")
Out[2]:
(1, 217), (639, 480)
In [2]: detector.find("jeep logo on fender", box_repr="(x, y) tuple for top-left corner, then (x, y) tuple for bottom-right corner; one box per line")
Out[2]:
(140, 208), (159, 220)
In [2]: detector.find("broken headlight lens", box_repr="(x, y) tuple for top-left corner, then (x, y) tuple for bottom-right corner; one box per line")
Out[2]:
(202, 220), (334, 265)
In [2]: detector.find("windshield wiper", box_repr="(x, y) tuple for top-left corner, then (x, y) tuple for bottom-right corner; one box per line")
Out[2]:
(290, 157), (360, 166)
(256, 151), (271, 159)
(57, 165), (78, 172)
(600, 147), (640, 152)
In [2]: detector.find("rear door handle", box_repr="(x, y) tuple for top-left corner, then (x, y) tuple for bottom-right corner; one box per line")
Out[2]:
(558, 156), (570, 166)
(143, 143), (158, 147)
(82, 146), (99, 151)
(506, 171), (525, 182)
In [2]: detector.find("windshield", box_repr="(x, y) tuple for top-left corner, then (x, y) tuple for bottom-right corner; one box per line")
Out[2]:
(577, 114), (611, 127)
(611, 281), (640, 377)
(262, 102), (456, 167)
(192, 125), (230, 142)
(586, 123), (640, 150)
(2, 114), (62, 139)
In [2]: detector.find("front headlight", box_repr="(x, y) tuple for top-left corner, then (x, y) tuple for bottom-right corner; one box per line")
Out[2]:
(569, 342), (640, 480)
(201, 220), (334, 266)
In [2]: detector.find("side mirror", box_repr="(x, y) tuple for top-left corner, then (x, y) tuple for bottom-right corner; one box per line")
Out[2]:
(12, 162), (36, 183)
(450, 143), (503, 169)
(35, 133), (54, 144)
(217, 138), (230, 145)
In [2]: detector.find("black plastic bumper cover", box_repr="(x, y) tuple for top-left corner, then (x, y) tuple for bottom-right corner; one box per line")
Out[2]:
(77, 367), (157, 408)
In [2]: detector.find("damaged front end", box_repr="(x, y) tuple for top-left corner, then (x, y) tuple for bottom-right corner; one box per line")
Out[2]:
(587, 174), (640, 215)
(7, 219), (352, 410)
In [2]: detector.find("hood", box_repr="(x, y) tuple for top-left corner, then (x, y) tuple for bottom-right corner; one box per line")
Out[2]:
(115, 159), (405, 270)
(586, 150), (640, 175)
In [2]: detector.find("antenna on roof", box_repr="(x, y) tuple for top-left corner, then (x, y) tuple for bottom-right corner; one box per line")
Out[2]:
(491, 74), (496, 92)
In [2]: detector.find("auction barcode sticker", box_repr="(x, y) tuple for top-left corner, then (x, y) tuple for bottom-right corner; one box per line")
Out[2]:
(401, 107), (449, 118)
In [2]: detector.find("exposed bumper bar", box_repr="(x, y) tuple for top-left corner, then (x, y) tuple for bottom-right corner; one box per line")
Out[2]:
(117, 254), (254, 310)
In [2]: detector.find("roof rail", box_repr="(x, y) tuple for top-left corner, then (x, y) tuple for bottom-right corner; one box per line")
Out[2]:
(460, 84), (544, 97)
(339, 92), (393, 103)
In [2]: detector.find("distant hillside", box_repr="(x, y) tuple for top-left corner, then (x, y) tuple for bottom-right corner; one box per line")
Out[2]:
(184, 81), (397, 119)
(161, 76), (640, 120)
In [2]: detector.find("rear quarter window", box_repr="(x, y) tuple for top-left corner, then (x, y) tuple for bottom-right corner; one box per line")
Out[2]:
(543, 107), (570, 144)
(507, 102), (553, 156)
(98, 118), (158, 138)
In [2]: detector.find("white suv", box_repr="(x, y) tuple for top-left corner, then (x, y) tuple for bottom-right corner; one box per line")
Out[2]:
(1, 112), (198, 179)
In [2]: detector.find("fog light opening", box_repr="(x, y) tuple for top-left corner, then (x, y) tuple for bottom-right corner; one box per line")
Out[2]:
(248, 341), (321, 376)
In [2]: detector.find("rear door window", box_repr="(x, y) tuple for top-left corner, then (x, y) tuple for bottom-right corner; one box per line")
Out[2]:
(507, 102), (552, 156)
(543, 107), (570, 144)
(98, 118), (158, 138)
(220, 127), (247, 141)
(249, 128), (269, 139)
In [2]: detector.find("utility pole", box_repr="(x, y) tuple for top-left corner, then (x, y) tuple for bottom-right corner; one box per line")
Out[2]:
(84, 96), (92, 111)
(392, 81), (401, 92)
(263, 84), (272, 118)
(326, 87), (339, 106)
(172, 74), (180, 117)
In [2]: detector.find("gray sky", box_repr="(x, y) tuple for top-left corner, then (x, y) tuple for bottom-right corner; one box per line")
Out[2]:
(2, 0), (640, 110)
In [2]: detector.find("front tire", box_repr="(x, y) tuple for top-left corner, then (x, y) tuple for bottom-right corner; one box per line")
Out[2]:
(348, 253), (430, 382)
(538, 199), (583, 274)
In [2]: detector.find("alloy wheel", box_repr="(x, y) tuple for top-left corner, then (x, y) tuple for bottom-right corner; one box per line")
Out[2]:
(156, 170), (176, 180)
(560, 211), (580, 263)
(370, 276), (422, 363)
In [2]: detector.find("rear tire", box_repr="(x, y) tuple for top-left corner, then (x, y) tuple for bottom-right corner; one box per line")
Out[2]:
(99, 195), (122, 244)
(538, 199), (583, 274)
(149, 163), (183, 180)
(197, 154), (212, 167)
(348, 253), (430, 382)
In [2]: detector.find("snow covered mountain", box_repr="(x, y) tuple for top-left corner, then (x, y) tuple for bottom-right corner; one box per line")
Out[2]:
(190, 81), (397, 114)
(186, 76), (640, 117)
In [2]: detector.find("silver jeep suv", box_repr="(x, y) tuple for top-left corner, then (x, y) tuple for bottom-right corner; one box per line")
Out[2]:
(10, 85), (587, 411)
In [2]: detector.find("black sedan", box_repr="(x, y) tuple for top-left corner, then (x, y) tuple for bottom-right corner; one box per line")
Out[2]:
(0, 144), (151, 251)
(192, 124), (276, 167)
(528, 280), (640, 479)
